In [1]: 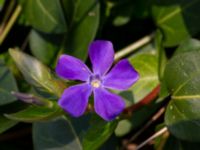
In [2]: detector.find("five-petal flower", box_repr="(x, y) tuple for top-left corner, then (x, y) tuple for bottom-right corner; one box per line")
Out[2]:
(56, 40), (139, 121)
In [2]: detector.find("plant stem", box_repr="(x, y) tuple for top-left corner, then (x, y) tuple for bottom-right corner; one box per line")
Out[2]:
(0, 5), (21, 45)
(114, 33), (154, 61)
(129, 107), (165, 142)
(136, 127), (168, 150)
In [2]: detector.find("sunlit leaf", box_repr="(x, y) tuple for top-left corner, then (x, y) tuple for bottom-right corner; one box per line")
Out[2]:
(120, 52), (159, 105)
(115, 44), (160, 136)
(9, 49), (66, 97)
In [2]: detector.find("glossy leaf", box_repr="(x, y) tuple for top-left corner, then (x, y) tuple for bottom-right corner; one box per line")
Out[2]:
(62, 0), (100, 60)
(5, 103), (62, 122)
(9, 49), (66, 97)
(68, 0), (100, 60)
(164, 50), (200, 141)
(0, 59), (18, 106)
(33, 117), (83, 150)
(0, 116), (18, 134)
(152, 0), (200, 46)
(24, 0), (67, 33)
(29, 29), (62, 65)
(82, 117), (118, 150)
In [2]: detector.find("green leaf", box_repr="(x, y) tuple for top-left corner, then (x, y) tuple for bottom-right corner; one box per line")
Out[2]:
(164, 50), (200, 141)
(29, 29), (62, 65)
(5, 103), (62, 122)
(62, 0), (100, 60)
(82, 117), (118, 150)
(24, 0), (67, 33)
(115, 44), (160, 136)
(33, 117), (83, 150)
(33, 114), (117, 150)
(9, 49), (66, 97)
(152, 0), (200, 46)
(0, 58), (18, 106)
(120, 52), (159, 105)
(0, 115), (18, 134)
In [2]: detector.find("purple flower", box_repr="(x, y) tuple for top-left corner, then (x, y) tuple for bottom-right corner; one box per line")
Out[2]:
(56, 40), (139, 121)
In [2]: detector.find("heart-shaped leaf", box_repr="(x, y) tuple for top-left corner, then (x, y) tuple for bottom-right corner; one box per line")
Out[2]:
(152, 0), (200, 46)
(164, 50), (200, 141)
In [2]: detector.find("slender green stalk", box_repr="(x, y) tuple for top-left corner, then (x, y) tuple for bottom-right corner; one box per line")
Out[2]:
(114, 33), (154, 61)
(0, 5), (21, 45)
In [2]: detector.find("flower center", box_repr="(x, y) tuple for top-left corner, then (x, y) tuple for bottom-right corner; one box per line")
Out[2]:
(91, 80), (101, 88)
(89, 75), (101, 88)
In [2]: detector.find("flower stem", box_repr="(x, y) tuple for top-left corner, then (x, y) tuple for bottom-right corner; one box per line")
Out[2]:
(0, 5), (21, 45)
(128, 107), (165, 143)
(136, 127), (168, 150)
(114, 33), (154, 61)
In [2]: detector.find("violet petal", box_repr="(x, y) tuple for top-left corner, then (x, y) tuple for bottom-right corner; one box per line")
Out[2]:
(89, 40), (114, 75)
(94, 88), (125, 121)
(58, 83), (92, 117)
(56, 54), (91, 81)
(103, 59), (139, 91)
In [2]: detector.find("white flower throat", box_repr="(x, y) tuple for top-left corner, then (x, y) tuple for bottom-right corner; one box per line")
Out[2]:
(90, 75), (102, 88)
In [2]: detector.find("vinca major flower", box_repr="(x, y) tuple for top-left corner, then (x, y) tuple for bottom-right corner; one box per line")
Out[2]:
(56, 40), (139, 121)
